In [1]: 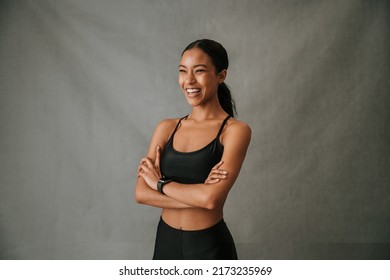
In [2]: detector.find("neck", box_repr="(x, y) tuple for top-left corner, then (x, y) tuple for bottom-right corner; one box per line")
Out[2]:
(188, 101), (226, 121)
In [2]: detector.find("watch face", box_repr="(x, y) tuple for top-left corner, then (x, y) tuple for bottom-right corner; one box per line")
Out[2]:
(159, 179), (171, 185)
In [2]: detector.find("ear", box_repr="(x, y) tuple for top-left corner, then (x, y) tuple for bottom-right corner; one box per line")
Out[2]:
(218, 69), (227, 83)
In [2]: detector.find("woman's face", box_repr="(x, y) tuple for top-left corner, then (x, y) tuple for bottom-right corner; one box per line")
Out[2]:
(178, 48), (226, 108)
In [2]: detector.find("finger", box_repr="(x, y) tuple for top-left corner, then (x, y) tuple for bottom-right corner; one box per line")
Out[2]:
(138, 163), (150, 173)
(138, 162), (147, 172)
(205, 178), (220, 184)
(137, 163), (145, 172)
(208, 173), (227, 180)
(210, 169), (228, 175)
(155, 146), (161, 168)
(141, 157), (154, 168)
(211, 161), (224, 170)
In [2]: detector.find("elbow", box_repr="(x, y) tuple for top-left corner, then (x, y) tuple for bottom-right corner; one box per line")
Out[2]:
(203, 196), (222, 210)
(202, 188), (230, 210)
(134, 192), (142, 204)
(204, 202), (217, 210)
(134, 188), (145, 205)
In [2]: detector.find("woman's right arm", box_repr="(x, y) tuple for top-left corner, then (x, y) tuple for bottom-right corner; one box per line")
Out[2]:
(134, 119), (195, 209)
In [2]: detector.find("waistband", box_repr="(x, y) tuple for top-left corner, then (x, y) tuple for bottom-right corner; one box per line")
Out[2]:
(159, 217), (227, 237)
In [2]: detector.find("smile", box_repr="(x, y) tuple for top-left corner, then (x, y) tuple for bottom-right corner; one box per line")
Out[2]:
(186, 88), (201, 93)
(186, 88), (201, 96)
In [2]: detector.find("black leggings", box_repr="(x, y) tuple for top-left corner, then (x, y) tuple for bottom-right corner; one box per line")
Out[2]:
(153, 217), (238, 260)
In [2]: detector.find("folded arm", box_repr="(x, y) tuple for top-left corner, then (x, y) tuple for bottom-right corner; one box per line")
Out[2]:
(161, 122), (251, 209)
(136, 120), (251, 210)
(134, 119), (194, 209)
(134, 120), (230, 209)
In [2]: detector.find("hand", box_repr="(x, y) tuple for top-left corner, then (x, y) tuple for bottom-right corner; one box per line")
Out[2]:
(138, 146), (162, 190)
(204, 161), (228, 184)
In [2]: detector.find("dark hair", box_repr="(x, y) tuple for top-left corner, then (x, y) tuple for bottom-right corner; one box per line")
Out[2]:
(182, 39), (237, 117)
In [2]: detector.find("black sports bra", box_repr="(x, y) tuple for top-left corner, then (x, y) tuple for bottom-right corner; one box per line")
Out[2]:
(160, 115), (231, 184)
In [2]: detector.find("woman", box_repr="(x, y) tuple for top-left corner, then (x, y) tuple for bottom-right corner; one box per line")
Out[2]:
(135, 39), (251, 259)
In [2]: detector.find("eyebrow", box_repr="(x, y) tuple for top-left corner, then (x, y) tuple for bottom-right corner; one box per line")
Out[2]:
(179, 64), (208, 68)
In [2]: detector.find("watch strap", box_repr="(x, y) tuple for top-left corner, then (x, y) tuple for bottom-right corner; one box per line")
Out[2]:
(157, 178), (172, 195)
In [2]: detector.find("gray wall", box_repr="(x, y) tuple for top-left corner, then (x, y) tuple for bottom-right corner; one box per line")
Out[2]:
(1, 0), (389, 259)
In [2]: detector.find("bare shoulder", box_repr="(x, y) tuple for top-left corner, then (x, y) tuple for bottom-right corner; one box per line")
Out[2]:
(222, 118), (251, 146)
(153, 117), (182, 141)
(155, 118), (179, 131)
(226, 118), (251, 137)
(146, 117), (182, 157)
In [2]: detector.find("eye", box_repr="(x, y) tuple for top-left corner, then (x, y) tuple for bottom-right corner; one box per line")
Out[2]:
(179, 69), (186, 73)
(195, 69), (205, 73)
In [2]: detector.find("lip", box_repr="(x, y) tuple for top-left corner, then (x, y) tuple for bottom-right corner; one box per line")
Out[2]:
(185, 88), (201, 97)
(186, 88), (201, 92)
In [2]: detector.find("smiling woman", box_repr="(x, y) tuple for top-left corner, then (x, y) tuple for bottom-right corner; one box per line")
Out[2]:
(179, 49), (226, 109)
(134, 39), (251, 260)
(179, 39), (236, 117)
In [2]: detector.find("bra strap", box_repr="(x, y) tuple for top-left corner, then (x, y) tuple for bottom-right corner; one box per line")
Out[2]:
(171, 115), (188, 135)
(216, 115), (231, 138)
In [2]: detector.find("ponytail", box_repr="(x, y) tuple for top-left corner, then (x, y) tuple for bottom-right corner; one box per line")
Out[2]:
(218, 82), (236, 118)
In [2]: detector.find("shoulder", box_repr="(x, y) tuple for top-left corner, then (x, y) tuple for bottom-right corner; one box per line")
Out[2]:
(226, 118), (251, 137)
(222, 118), (251, 146)
(147, 117), (183, 155)
(153, 117), (182, 140)
(155, 118), (179, 131)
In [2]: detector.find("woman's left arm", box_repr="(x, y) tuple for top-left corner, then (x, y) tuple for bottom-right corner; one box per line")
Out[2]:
(138, 121), (251, 210)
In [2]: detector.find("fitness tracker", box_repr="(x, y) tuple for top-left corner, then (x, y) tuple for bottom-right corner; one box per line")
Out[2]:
(157, 178), (172, 195)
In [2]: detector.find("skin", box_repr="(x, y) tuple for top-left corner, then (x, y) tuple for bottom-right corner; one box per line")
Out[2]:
(135, 48), (251, 230)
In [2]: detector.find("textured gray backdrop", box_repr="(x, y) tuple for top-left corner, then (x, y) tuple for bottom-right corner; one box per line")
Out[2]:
(0, 0), (389, 259)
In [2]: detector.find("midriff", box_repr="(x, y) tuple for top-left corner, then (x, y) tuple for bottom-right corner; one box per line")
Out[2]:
(161, 207), (223, 230)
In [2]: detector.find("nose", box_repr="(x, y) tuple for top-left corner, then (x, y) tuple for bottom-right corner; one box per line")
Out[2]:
(186, 72), (195, 84)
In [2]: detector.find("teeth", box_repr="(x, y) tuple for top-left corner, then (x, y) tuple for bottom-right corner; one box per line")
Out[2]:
(186, 88), (201, 93)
